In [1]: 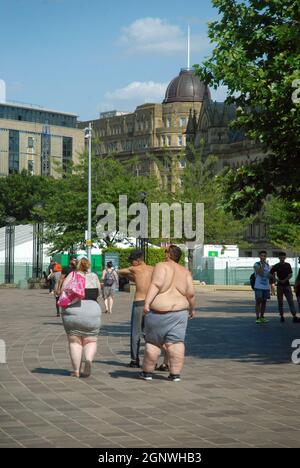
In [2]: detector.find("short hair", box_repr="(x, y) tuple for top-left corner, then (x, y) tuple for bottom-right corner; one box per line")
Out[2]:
(259, 250), (267, 255)
(107, 261), (113, 268)
(279, 252), (286, 256)
(166, 244), (182, 263)
(77, 258), (90, 273)
(128, 250), (144, 263)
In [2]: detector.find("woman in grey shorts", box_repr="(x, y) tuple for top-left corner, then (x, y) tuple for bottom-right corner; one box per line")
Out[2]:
(102, 261), (118, 314)
(61, 257), (101, 378)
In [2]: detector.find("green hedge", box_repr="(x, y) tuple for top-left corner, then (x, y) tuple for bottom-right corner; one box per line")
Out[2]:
(103, 247), (185, 268)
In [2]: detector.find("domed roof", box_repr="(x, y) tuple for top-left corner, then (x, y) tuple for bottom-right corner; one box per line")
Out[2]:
(163, 68), (211, 104)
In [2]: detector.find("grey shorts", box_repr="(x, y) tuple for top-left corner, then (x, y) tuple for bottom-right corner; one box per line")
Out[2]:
(102, 285), (115, 299)
(144, 310), (189, 347)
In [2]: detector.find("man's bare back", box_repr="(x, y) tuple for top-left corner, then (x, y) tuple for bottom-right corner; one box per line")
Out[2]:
(146, 261), (194, 312)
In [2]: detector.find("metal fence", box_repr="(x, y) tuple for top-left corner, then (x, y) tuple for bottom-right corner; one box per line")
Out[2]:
(194, 265), (300, 286)
(0, 263), (34, 288)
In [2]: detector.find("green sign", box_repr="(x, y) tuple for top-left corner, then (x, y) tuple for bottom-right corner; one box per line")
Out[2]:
(208, 251), (218, 257)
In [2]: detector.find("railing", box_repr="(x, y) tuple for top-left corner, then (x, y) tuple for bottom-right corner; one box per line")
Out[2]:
(0, 263), (34, 286)
(193, 264), (300, 286)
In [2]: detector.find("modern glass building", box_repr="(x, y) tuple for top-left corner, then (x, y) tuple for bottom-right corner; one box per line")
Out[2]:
(0, 102), (84, 177)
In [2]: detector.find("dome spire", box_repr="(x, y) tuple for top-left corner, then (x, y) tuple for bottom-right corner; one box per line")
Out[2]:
(187, 25), (191, 70)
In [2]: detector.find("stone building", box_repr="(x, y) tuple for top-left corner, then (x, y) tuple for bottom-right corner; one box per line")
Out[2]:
(79, 68), (210, 187)
(185, 97), (291, 257)
(0, 101), (85, 177)
(186, 97), (264, 170)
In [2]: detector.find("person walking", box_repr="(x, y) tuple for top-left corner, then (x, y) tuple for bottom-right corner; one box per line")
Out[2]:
(118, 250), (153, 368)
(270, 252), (300, 323)
(102, 261), (118, 314)
(141, 245), (195, 382)
(47, 258), (56, 294)
(53, 262), (62, 317)
(253, 251), (272, 324)
(54, 256), (78, 317)
(60, 257), (102, 378)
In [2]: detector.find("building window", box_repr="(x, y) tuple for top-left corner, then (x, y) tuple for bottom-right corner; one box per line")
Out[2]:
(179, 159), (186, 168)
(41, 133), (51, 176)
(28, 160), (34, 174)
(28, 136), (34, 149)
(8, 130), (19, 174)
(166, 136), (171, 146)
(179, 117), (186, 127)
(62, 137), (72, 174)
(178, 135), (183, 146)
(166, 118), (171, 128)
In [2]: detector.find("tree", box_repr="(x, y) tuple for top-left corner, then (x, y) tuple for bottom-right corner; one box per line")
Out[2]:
(195, 0), (300, 215)
(178, 145), (250, 245)
(264, 197), (300, 252)
(41, 150), (160, 253)
(0, 171), (55, 227)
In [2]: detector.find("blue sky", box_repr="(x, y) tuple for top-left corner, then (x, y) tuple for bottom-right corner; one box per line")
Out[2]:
(0, 0), (226, 120)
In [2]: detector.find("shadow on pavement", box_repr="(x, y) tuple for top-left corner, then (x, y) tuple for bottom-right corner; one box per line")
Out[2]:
(31, 367), (71, 376)
(186, 316), (300, 365)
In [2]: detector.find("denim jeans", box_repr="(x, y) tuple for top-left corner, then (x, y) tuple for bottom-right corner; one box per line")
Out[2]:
(130, 300), (145, 362)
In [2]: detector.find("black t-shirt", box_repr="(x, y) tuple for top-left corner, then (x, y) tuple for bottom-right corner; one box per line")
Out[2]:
(61, 264), (76, 277)
(270, 262), (293, 286)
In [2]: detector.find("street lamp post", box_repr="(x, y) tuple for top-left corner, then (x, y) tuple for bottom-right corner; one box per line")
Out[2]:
(136, 192), (148, 263)
(84, 123), (92, 263)
(5, 216), (16, 284)
(32, 203), (43, 278)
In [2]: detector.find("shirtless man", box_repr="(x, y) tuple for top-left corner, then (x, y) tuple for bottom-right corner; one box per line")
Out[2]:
(118, 250), (154, 368)
(140, 244), (195, 382)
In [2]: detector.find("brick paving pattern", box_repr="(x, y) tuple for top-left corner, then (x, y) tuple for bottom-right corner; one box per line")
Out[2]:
(0, 289), (300, 448)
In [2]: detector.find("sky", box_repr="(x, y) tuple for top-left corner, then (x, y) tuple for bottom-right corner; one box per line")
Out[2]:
(0, 0), (227, 120)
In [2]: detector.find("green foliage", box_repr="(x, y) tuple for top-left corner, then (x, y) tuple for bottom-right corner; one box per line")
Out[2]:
(264, 197), (300, 252)
(195, 0), (300, 213)
(0, 171), (55, 227)
(173, 144), (250, 245)
(41, 151), (160, 253)
(103, 247), (185, 267)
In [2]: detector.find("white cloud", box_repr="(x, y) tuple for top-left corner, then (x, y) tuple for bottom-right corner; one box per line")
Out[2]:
(118, 17), (211, 55)
(105, 81), (168, 103)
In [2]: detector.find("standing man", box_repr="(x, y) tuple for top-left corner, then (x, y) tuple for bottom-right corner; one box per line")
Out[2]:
(254, 250), (271, 324)
(270, 252), (300, 323)
(118, 250), (153, 368)
(141, 245), (195, 382)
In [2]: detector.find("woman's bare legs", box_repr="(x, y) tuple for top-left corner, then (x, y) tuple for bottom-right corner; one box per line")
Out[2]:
(82, 337), (97, 377)
(108, 296), (114, 314)
(68, 335), (83, 377)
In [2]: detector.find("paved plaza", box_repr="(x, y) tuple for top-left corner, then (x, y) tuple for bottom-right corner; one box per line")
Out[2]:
(0, 288), (300, 448)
